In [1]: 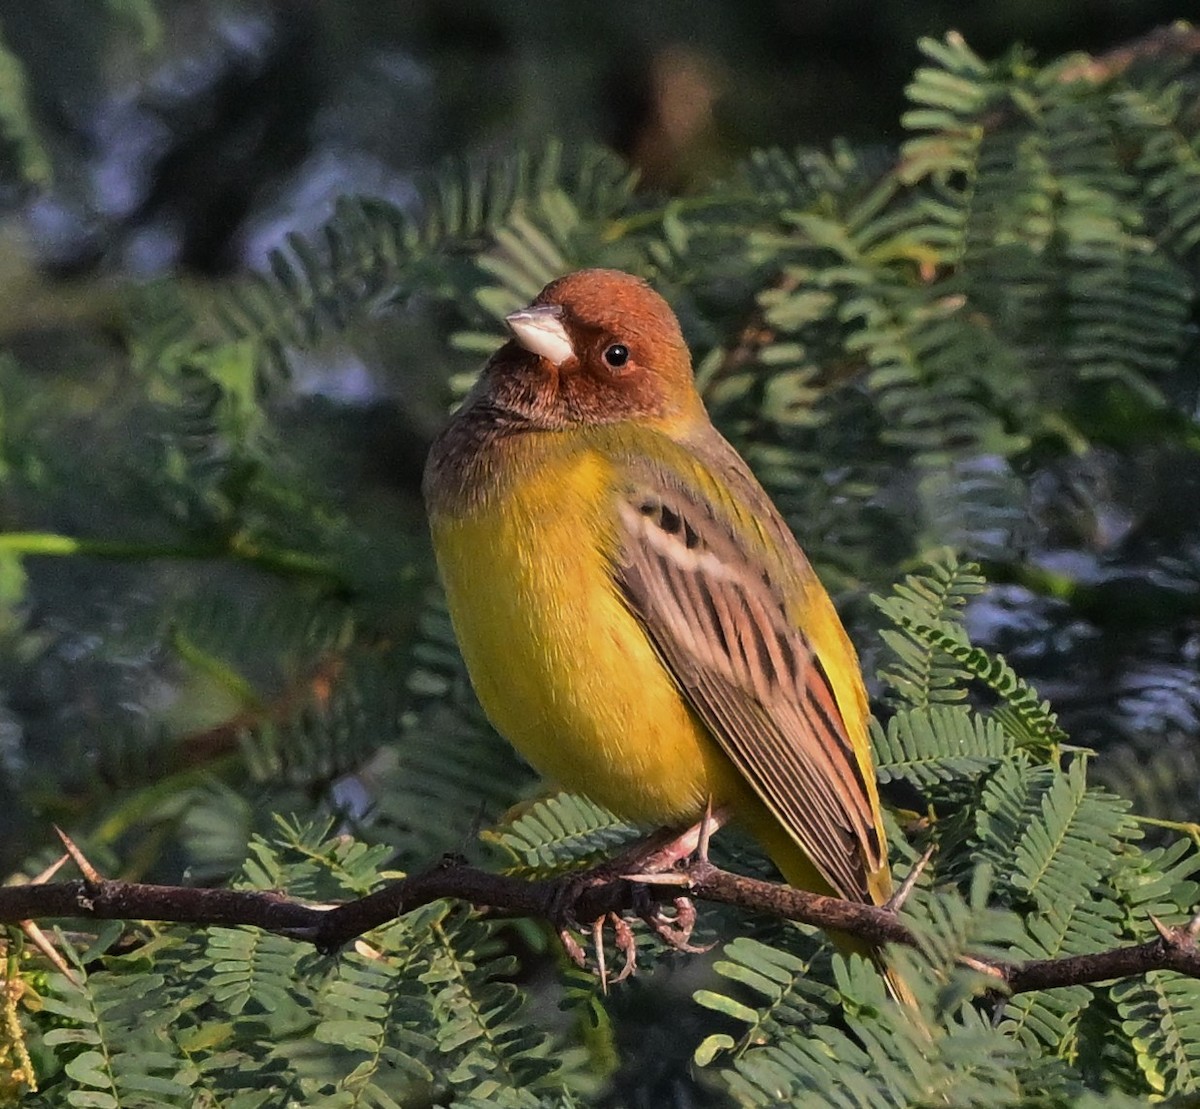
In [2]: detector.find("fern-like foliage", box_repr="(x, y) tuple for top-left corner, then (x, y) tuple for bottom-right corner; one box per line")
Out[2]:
(484, 792), (641, 879)
(873, 551), (1065, 754)
(872, 553), (986, 706)
(27, 819), (584, 1106)
(211, 141), (640, 376)
(19, 556), (1200, 1105)
(711, 880), (1029, 1106)
(1116, 74), (1200, 259)
(689, 556), (1200, 1104)
(10, 22), (1200, 1108)
(871, 705), (1011, 787)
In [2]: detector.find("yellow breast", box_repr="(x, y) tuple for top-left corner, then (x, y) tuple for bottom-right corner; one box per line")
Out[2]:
(427, 436), (745, 825)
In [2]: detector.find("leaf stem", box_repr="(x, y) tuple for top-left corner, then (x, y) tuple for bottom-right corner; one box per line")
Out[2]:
(0, 531), (351, 591)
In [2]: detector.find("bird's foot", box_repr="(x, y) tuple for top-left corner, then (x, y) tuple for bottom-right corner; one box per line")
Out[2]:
(559, 893), (708, 992)
(557, 911), (638, 991)
(640, 895), (712, 955)
(545, 867), (639, 991)
(547, 804), (727, 989)
(616, 803), (722, 962)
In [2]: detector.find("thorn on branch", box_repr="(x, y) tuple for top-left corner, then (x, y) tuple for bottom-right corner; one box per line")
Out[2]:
(1150, 914), (1174, 944)
(53, 828), (103, 890)
(21, 921), (79, 986)
(887, 843), (936, 913)
(31, 854), (70, 886)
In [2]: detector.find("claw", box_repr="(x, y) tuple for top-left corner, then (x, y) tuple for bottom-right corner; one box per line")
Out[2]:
(560, 911), (638, 992)
(546, 806), (730, 988)
(559, 925), (589, 970)
(592, 917), (608, 988)
(642, 896), (712, 955)
(608, 914), (637, 986)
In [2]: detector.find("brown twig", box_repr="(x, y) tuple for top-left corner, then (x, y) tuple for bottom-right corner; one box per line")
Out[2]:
(3, 849), (1198, 995)
(1054, 22), (1200, 85)
(1000, 923), (1200, 993)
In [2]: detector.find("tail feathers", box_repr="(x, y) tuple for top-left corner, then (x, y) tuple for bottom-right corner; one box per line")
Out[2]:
(766, 833), (919, 1011)
(878, 955), (919, 1011)
(831, 928), (919, 1011)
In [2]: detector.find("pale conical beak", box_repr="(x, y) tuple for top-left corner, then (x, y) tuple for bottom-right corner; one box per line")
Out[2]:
(505, 305), (575, 367)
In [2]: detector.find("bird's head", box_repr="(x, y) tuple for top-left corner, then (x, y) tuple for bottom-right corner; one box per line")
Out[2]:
(478, 269), (704, 431)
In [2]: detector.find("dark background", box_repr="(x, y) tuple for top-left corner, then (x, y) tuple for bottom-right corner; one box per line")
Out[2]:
(4, 1), (1187, 276)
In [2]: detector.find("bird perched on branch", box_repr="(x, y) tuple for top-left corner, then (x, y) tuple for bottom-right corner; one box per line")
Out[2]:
(424, 268), (911, 1002)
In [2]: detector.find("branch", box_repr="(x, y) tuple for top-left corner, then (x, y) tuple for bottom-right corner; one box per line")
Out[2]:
(1053, 21), (1200, 84)
(3, 848), (1198, 996)
(1002, 919), (1200, 993)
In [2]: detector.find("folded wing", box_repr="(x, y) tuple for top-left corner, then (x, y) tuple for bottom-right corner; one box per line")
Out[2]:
(614, 465), (883, 901)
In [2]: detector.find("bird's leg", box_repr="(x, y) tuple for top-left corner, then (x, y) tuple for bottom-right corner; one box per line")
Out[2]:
(548, 804), (730, 981)
(624, 799), (727, 953)
(621, 801), (731, 883)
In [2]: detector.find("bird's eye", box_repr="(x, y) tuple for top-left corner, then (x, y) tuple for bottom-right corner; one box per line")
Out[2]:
(603, 343), (630, 370)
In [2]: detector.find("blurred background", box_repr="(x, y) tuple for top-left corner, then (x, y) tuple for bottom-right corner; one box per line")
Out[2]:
(2, 4), (1199, 1104)
(4, 0), (1189, 276)
(0, 0), (1197, 876)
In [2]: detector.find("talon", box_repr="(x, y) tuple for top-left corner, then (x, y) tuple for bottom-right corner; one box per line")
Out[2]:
(559, 926), (588, 970)
(609, 914), (637, 984)
(560, 911), (638, 991)
(593, 917), (609, 991)
(642, 896), (712, 955)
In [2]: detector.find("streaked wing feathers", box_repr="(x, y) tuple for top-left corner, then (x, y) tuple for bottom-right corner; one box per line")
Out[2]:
(615, 471), (882, 901)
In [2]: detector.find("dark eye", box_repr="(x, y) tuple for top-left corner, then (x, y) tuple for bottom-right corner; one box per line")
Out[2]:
(603, 343), (630, 369)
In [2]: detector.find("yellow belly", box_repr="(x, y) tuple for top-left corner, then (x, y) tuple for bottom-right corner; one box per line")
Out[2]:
(429, 445), (749, 827)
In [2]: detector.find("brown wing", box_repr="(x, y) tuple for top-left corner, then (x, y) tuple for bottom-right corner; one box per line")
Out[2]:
(613, 463), (883, 901)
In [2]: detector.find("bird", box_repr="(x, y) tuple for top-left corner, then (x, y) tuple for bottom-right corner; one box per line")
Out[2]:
(423, 267), (910, 1001)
